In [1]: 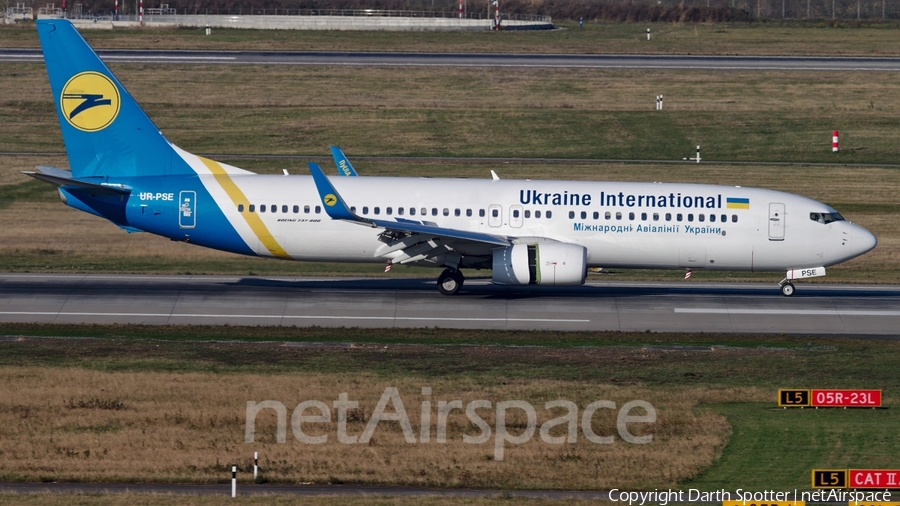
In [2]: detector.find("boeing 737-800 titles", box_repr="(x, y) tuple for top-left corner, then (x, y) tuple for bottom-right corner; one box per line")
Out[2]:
(27, 20), (877, 296)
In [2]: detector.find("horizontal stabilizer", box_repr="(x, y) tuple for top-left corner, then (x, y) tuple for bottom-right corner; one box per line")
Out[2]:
(24, 166), (131, 194)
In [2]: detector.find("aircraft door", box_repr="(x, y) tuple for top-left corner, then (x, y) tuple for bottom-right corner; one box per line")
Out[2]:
(510, 205), (523, 228)
(178, 191), (196, 229)
(768, 202), (785, 241)
(488, 204), (502, 227)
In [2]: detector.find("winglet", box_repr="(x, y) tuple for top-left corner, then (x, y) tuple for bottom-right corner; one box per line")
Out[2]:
(308, 162), (370, 223)
(330, 146), (359, 177)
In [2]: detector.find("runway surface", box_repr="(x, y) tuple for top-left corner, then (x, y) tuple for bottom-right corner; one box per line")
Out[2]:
(2, 273), (899, 336)
(3, 48), (900, 70)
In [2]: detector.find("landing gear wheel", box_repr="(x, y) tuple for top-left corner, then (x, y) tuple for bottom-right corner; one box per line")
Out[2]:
(437, 269), (464, 296)
(780, 282), (795, 297)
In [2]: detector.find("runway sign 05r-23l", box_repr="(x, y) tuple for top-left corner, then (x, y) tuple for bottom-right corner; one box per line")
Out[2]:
(778, 389), (882, 408)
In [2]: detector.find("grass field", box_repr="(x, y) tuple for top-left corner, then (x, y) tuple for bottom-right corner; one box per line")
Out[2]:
(3, 21), (900, 56)
(0, 326), (897, 490)
(0, 495), (596, 505)
(1, 62), (898, 280)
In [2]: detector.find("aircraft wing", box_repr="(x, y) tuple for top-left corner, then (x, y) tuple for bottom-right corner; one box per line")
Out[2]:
(330, 146), (359, 176)
(308, 162), (509, 265)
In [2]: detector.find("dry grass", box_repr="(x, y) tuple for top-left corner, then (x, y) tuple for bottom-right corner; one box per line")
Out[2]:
(0, 494), (605, 505)
(0, 366), (737, 489)
(2, 63), (898, 279)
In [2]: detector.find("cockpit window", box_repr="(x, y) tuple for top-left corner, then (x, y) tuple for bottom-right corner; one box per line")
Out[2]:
(810, 212), (845, 224)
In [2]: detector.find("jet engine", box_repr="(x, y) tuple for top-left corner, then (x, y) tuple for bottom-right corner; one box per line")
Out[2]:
(492, 243), (587, 286)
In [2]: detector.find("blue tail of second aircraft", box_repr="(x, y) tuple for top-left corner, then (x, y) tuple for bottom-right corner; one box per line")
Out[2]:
(37, 19), (193, 180)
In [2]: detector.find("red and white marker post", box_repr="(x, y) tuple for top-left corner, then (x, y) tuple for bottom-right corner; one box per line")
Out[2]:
(832, 130), (839, 152)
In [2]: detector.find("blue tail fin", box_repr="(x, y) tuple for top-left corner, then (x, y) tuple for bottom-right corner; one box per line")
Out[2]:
(37, 20), (191, 180)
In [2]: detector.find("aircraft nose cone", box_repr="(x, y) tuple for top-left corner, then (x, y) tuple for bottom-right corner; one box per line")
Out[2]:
(852, 224), (877, 256)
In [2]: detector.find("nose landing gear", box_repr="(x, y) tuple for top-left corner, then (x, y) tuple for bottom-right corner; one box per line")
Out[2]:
(779, 281), (795, 297)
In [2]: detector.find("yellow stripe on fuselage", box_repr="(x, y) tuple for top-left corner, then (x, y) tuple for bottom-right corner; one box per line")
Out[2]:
(199, 157), (291, 259)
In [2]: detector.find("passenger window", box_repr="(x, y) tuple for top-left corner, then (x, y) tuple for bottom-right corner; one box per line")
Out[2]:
(546, 210), (552, 218)
(569, 211), (575, 219)
(421, 208), (427, 216)
(374, 207), (380, 215)
(641, 212), (647, 221)
(491, 209), (499, 218)
(653, 213), (659, 221)
(616, 212), (622, 220)
(676, 214), (683, 222)
(687, 214), (694, 222)
(581, 211), (587, 219)
(249, 204), (255, 213)
(513, 210), (520, 218)
(282, 205), (288, 213)
(238, 204), (244, 212)
(315, 206), (321, 214)
(432, 208), (438, 216)
(443, 208), (450, 216)
(605, 212), (611, 220)
(260, 205), (266, 213)
(666, 213), (671, 221)
(455, 209), (461, 217)
(271, 205), (277, 213)
(525, 210), (531, 218)
(593, 212), (599, 219)
(387, 207), (393, 215)
(409, 208), (415, 216)
(710, 214), (716, 222)
(293, 205), (299, 213)
(732, 214), (738, 223)
(304, 205), (310, 214)
(721, 214), (727, 222)
(397, 207), (403, 215)
(466, 209), (472, 217)
(350, 206), (356, 213)
(535, 210), (542, 218)
(628, 212), (635, 220)
(479, 209), (485, 217)
(363, 206), (369, 215)
(699, 214), (705, 222)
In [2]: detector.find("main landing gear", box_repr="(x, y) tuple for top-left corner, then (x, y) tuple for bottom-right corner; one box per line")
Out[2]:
(437, 268), (464, 296)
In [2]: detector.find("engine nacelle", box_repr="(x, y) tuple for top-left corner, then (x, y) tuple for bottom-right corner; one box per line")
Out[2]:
(492, 243), (587, 286)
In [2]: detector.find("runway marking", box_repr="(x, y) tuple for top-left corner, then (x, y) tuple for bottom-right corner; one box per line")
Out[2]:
(675, 308), (900, 316)
(102, 56), (236, 61)
(0, 311), (589, 323)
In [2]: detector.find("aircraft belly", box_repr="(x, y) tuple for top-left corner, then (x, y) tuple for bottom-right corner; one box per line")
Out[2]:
(283, 226), (379, 262)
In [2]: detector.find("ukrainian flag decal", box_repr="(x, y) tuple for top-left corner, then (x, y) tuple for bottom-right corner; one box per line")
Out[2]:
(726, 197), (750, 209)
